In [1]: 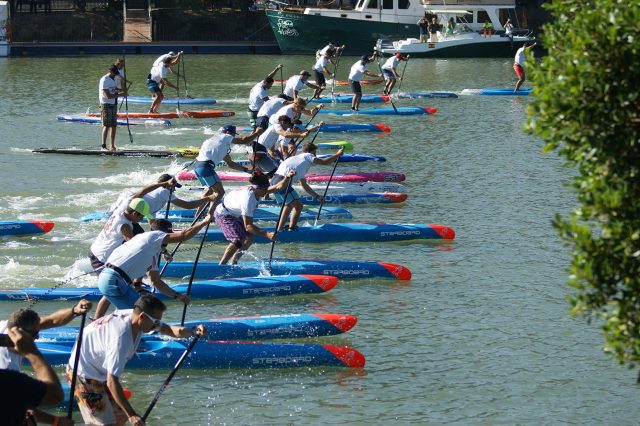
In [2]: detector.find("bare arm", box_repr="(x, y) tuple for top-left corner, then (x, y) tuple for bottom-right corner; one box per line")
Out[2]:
(266, 170), (296, 194)
(233, 129), (261, 145)
(313, 147), (344, 165)
(162, 213), (212, 244)
(107, 374), (143, 426)
(299, 178), (321, 199)
(147, 270), (189, 304)
(171, 197), (208, 210)
(223, 153), (251, 173)
(39, 300), (92, 330)
(131, 181), (172, 200)
(266, 64), (284, 80)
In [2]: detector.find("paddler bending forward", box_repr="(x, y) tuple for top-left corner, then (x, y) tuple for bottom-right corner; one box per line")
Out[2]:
(215, 170), (296, 265)
(270, 143), (344, 231)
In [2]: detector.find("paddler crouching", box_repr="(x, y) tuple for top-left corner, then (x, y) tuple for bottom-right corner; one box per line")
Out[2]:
(215, 169), (296, 265)
(270, 143), (344, 232)
(96, 214), (213, 310)
(66, 294), (207, 426)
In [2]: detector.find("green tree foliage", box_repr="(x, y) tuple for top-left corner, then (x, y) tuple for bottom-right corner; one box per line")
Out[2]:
(526, 0), (640, 373)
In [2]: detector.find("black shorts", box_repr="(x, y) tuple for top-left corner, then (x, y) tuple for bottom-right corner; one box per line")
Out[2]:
(350, 80), (362, 94)
(314, 70), (326, 87)
(101, 103), (117, 127)
(255, 115), (270, 131)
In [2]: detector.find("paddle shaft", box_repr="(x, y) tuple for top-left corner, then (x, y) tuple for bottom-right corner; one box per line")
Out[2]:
(280, 67), (284, 94)
(180, 216), (212, 326)
(374, 56), (398, 114)
(122, 51), (133, 144)
(164, 187), (174, 220)
(395, 56), (410, 95)
(158, 204), (209, 277)
(291, 109), (322, 154)
(330, 49), (344, 98)
(142, 336), (200, 421)
(176, 59), (181, 114)
(268, 177), (294, 272)
(314, 157), (339, 226)
(181, 54), (190, 98)
(67, 312), (87, 419)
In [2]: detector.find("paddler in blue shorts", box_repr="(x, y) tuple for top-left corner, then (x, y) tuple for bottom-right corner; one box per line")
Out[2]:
(381, 53), (408, 95)
(194, 125), (260, 207)
(270, 142), (344, 231)
(147, 51), (182, 113)
(348, 54), (381, 111)
(215, 169), (296, 264)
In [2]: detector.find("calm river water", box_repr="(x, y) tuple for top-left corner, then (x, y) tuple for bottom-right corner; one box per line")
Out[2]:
(0, 54), (637, 424)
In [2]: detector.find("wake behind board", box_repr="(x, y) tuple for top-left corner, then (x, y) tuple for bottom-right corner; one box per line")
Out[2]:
(317, 106), (437, 116)
(398, 91), (458, 99)
(125, 96), (216, 105)
(461, 88), (532, 96)
(57, 114), (171, 126)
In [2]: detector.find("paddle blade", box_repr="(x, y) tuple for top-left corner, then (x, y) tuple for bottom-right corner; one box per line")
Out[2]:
(373, 123), (391, 132)
(429, 224), (456, 240)
(323, 345), (366, 368)
(420, 107), (438, 115)
(313, 314), (357, 333)
(300, 275), (338, 291)
(379, 262), (412, 280)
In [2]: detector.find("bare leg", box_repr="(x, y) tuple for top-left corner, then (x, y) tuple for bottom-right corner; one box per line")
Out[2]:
(219, 242), (240, 265)
(101, 126), (108, 149)
(277, 202), (294, 231)
(230, 236), (254, 264)
(353, 93), (362, 110)
(288, 200), (303, 229)
(109, 125), (117, 150)
(94, 296), (111, 319)
(515, 72), (525, 91)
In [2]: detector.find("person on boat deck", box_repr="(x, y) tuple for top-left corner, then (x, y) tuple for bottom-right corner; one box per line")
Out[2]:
(482, 20), (494, 37)
(114, 57), (132, 92)
(269, 97), (322, 127)
(428, 18), (440, 42)
(283, 70), (321, 101)
(66, 294), (207, 426)
(514, 41), (536, 91)
(269, 143), (344, 232)
(255, 95), (291, 132)
(0, 324), (66, 426)
(194, 125), (260, 207)
(503, 18), (514, 37)
(215, 169), (296, 265)
(417, 16), (429, 43)
(445, 17), (456, 37)
(249, 115), (320, 176)
(0, 301), (92, 426)
(311, 49), (335, 99)
(147, 51), (182, 114)
(96, 215), (212, 311)
(247, 64), (284, 130)
(348, 54), (381, 111)
(381, 53), (408, 95)
(99, 64), (127, 151)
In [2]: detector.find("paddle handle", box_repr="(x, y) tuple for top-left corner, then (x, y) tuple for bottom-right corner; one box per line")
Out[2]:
(180, 218), (212, 326)
(181, 54), (189, 97)
(142, 336), (200, 421)
(330, 49), (343, 98)
(395, 57), (410, 96)
(159, 204), (209, 277)
(122, 50), (133, 144)
(67, 312), (87, 419)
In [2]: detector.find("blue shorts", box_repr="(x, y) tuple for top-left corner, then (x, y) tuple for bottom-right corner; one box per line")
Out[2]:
(147, 80), (161, 93)
(382, 69), (395, 80)
(97, 268), (139, 310)
(271, 174), (299, 205)
(194, 161), (221, 187)
(255, 116), (270, 131)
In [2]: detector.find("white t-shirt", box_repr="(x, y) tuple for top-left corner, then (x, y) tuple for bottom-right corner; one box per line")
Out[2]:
(284, 76), (305, 98)
(248, 82), (268, 112)
(274, 152), (315, 184)
(382, 56), (399, 71)
(105, 231), (166, 280)
(150, 64), (167, 84)
(68, 310), (142, 382)
(514, 47), (526, 66)
(99, 74), (118, 105)
(313, 56), (329, 73)
(153, 53), (172, 67)
(319, 45), (333, 56)
(257, 98), (286, 118)
(112, 187), (176, 216)
(0, 320), (22, 371)
(269, 104), (296, 126)
(196, 132), (234, 164)
(215, 186), (259, 218)
(348, 61), (367, 82)
(257, 123), (285, 150)
(90, 210), (133, 263)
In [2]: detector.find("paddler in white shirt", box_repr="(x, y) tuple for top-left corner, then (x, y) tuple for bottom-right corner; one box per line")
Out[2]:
(193, 125), (260, 208)
(381, 53), (408, 95)
(269, 97), (322, 126)
(215, 169), (296, 264)
(67, 294), (207, 426)
(96, 214), (212, 310)
(249, 115), (321, 176)
(269, 142), (344, 231)
(348, 54), (381, 111)
(283, 70), (321, 101)
(147, 51), (182, 114)
(311, 49), (334, 99)
(255, 95), (290, 131)
(247, 64), (284, 130)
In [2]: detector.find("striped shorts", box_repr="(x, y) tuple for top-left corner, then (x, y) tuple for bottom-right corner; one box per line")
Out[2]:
(101, 103), (117, 127)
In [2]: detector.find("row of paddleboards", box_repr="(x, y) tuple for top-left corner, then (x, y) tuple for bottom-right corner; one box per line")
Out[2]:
(0, 220), (54, 236)
(177, 170), (406, 183)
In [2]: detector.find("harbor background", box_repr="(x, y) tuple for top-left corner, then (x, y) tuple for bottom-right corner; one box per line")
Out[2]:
(1, 55), (639, 424)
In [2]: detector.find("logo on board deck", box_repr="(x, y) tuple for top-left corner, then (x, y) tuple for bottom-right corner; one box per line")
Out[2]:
(242, 285), (292, 295)
(323, 269), (370, 276)
(252, 356), (313, 365)
(276, 19), (299, 37)
(0, 224), (21, 230)
(379, 230), (422, 237)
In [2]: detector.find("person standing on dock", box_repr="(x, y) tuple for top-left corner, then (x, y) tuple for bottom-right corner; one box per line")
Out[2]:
(66, 294), (207, 426)
(215, 170), (296, 265)
(147, 52), (183, 113)
(417, 16), (429, 43)
(269, 142), (344, 232)
(99, 64), (127, 151)
(348, 54), (381, 111)
(283, 70), (321, 101)
(514, 41), (536, 91)
(381, 53), (407, 95)
(248, 64), (284, 129)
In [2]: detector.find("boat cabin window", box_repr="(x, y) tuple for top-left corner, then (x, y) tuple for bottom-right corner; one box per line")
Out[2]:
(477, 10), (490, 25)
(366, 0), (377, 9)
(456, 13), (473, 24)
(398, 0), (409, 9)
(383, 0), (393, 9)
